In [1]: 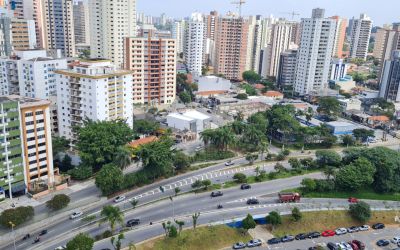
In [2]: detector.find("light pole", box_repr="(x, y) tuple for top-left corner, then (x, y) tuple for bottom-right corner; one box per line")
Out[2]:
(9, 221), (16, 250)
(169, 196), (174, 219)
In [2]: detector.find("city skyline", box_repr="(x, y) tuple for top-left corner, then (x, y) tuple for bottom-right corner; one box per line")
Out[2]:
(137, 0), (399, 26)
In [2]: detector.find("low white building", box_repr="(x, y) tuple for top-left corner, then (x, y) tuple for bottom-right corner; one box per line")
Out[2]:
(166, 110), (210, 133)
(338, 98), (362, 111)
(197, 76), (231, 93)
(329, 75), (356, 92)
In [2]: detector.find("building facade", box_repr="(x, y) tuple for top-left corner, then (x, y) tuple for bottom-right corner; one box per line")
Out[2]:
(185, 13), (204, 78)
(73, 1), (90, 45)
(349, 14), (372, 60)
(11, 18), (36, 51)
(277, 49), (297, 87)
(330, 16), (347, 58)
(373, 25), (400, 77)
(379, 51), (400, 102)
(330, 58), (348, 80)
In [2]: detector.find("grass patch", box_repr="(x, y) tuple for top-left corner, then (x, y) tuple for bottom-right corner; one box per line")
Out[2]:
(270, 210), (399, 237)
(136, 225), (251, 250)
(82, 215), (97, 222)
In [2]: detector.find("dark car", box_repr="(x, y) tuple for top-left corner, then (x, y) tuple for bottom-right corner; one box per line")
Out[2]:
(210, 191), (223, 197)
(126, 219), (140, 227)
(295, 233), (307, 240)
(351, 240), (365, 250)
(39, 230), (47, 236)
(281, 235), (295, 242)
(240, 184), (251, 190)
(267, 238), (281, 245)
(307, 231), (321, 239)
(376, 239), (390, 246)
(327, 242), (340, 250)
(246, 198), (259, 205)
(372, 223), (385, 229)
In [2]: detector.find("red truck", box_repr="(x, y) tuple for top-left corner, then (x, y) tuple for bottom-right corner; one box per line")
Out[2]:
(278, 192), (301, 203)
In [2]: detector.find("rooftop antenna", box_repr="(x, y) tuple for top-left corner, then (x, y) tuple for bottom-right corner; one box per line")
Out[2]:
(231, 0), (246, 17)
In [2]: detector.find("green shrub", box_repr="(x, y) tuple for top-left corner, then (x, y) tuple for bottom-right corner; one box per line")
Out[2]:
(192, 150), (235, 162)
(68, 165), (92, 180)
(0, 206), (34, 228)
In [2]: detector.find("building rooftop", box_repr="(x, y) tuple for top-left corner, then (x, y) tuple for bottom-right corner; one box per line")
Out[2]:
(167, 113), (195, 122)
(182, 110), (210, 121)
(368, 115), (390, 122)
(0, 95), (50, 108)
(263, 91), (284, 97)
(129, 136), (158, 148)
(326, 121), (355, 127)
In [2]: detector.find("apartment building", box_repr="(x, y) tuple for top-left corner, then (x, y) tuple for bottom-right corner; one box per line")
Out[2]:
(124, 35), (176, 106)
(73, 1), (90, 46)
(10, 19), (36, 51)
(330, 16), (347, 58)
(379, 51), (400, 102)
(373, 24), (400, 76)
(277, 49), (297, 88)
(246, 15), (263, 73)
(185, 13), (204, 78)
(55, 59), (134, 141)
(172, 20), (186, 55)
(349, 14), (372, 60)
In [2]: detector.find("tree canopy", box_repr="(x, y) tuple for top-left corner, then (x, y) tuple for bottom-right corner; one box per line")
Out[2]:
(66, 233), (94, 250)
(132, 119), (160, 136)
(179, 92), (192, 104)
(242, 70), (261, 84)
(335, 157), (375, 191)
(95, 163), (124, 196)
(315, 150), (341, 167)
(0, 206), (34, 228)
(352, 128), (374, 142)
(317, 97), (341, 120)
(242, 214), (256, 231)
(46, 194), (71, 211)
(349, 201), (371, 223)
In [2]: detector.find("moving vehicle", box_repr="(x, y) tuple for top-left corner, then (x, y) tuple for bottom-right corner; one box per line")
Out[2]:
(114, 195), (126, 203)
(348, 197), (358, 203)
(278, 192), (301, 203)
(372, 223), (385, 229)
(267, 238), (281, 245)
(306, 231), (321, 239)
(246, 239), (262, 247)
(321, 230), (335, 237)
(295, 233), (307, 240)
(335, 227), (347, 235)
(126, 219), (140, 227)
(391, 237), (400, 244)
(54, 246), (67, 250)
(351, 240), (366, 250)
(22, 234), (30, 240)
(358, 225), (370, 231)
(70, 211), (83, 219)
(39, 230), (47, 236)
(376, 239), (390, 246)
(281, 235), (294, 242)
(232, 242), (246, 249)
(246, 198), (259, 205)
(240, 184), (251, 190)
(32, 237), (40, 244)
(217, 204), (223, 209)
(225, 160), (234, 166)
(211, 191), (223, 197)
(347, 226), (360, 233)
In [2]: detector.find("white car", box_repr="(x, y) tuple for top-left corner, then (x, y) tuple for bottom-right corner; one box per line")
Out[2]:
(114, 195), (126, 203)
(70, 211), (83, 219)
(335, 228), (347, 235)
(340, 242), (353, 250)
(359, 225), (370, 231)
(54, 246), (66, 250)
(225, 160), (234, 166)
(247, 239), (262, 247)
(391, 236), (400, 244)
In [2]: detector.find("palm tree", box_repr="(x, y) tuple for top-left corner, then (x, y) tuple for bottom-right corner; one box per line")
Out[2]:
(200, 129), (214, 146)
(219, 126), (235, 151)
(323, 166), (335, 180)
(113, 145), (132, 169)
(99, 205), (124, 233)
(230, 120), (246, 135)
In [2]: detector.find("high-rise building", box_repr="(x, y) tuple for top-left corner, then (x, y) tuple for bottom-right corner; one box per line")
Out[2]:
(294, 8), (337, 96)
(0, 17), (36, 56)
(330, 16), (347, 58)
(43, 0), (75, 57)
(55, 59), (134, 141)
(172, 20), (186, 55)
(246, 15), (263, 73)
(379, 50), (400, 102)
(277, 49), (297, 88)
(204, 11), (219, 66)
(73, 1), (90, 46)
(0, 17), (12, 56)
(349, 14), (372, 60)
(124, 35), (176, 105)
(373, 25), (400, 76)
(89, 0), (137, 68)
(214, 15), (249, 81)
(185, 13), (204, 78)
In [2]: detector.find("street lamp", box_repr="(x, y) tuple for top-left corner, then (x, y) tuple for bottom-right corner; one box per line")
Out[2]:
(9, 221), (16, 250)
(169, 196), (174, 219)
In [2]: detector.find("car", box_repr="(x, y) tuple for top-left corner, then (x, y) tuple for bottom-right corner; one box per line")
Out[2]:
(281, 235), (294, 242)
(232, 242), (246, 249)
(351, 240), (366, 250)
(126, 219), (140, 227)
(207, 109), (212, 114)
(267, 238), (281, 245)
(321, 230), (335, 237)
(70, 211), (83, 219)
(358, 225), (370, 231)
(195, 146), (204, 152)
(335, 227), (348, 235)
(340, 242), (353, 250)
(372, 223), (385, 229)
(39, 230), (48, 236)
(54, 246), (66, 250)
(246, 198), (259, 205)
(391, 237), (400, 244)
(246, 239), (262, 247)
(240, 184), (251, 190)
(327, 242), (340, 250)
(114, 195), (126, 203)
(225, 160), (234, 166)
(348, 242), (360, 250)
(347, 226), (360, 233)
(210, 191), (223, 197)
(306, 231), (321, 239)
(295, 233), (307, 240)
(376, 239), (390, 246)
(348, 197), (359, 203)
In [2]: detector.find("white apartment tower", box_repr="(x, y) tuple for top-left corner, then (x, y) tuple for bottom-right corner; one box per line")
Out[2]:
(246, 16), (263, 73)
(349, 14), (372, 60)
(294, 8), (337, 96)
(172, 20), (186, 55)
(89, 0), (137, 68)
(73, 1), (90, 45)
(185, 13), (204, 77)
(55, 59), (134, 141)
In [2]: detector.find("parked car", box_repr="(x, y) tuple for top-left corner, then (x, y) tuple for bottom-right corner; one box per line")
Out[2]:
(267, 238), (281, 245)
(335, 228), (347, 235)
(340, 242), (353, 250)
(347, 226), (360, 233)
(246, 198), (259, 205)
(351, 240), (366, 250)
(348, 197), (358, 203)
(372, 223), (385, 229)
(295, 233), (307, 240)
(321, 230), (335, 237)
(126, 219), (140, 227)
(307, 231), (321, 239)
(225, 160), (234, 166)
(70, 211), (83, 219)
(247, 239), (262, 247)
(327, 242), (340, 250)
(114, 195), (126, 203)
(391, 237), (400, 244)
(210, 191), (223, 197)
(358, 225), (370, 231)
(349, 242), (360, 250)
(281, 235), (295, 242)
(232, 242), (246, 249)
(240, 184), (251, 190)
(376, 239), (390, 246)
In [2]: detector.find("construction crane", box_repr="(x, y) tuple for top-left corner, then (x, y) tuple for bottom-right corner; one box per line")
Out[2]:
(280, 11), (300, 20)
(231, 0), (246, 17)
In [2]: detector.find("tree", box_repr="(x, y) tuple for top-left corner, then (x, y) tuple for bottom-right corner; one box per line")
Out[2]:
(179, 92), (192, 104)
(52, 136), (70, 157)
(66, 233), (94, 250)
(95, 163), (124, 196)
(174, 187), (181, 196)
(233, 173), (247, 183)
(75, 119), (134, 170)
(323, 166), (336, 180)
(315, 150), (341, 167)
(46, 194), (71, 211)
(342, 135), (356, 147)
(317, 97), (341, 120)
(242, 70), (261, 84)
(169, 225), (178, 238)
(235, 93), (248, 100)
(130, 199), (138, 208)
(200, 127), (235, 151)
(201, 179), (211, 190)
(352, 128), (374, 142)
(113, 145), (132, 169)
(192, 212), (200, 230)
(111, 233), (124, 250)
(132, 119), (160, 136)
(291, 207), (302, 222)
(245, 153), (258, 165)
(242, 214), (256, 231)
(0, 206), (34, 228)
(301, 178), (317, 192)
(335, 157), (376, 191)
(242, 84), (257, 95)
(174, 220), (185, 235)
(266, 211), (282, 230)
(349, 201), (371, 223)
(99, 205), (124, 233)
(191, 180), (203, 189)
(274, 163), (286, 172)
(162, 221), (177, 238)
(351, 58), (365, 66)
(173, 151), (190, 171)
(68, 164), (93, 180)
(288, 158), (302, 170)
(59, 154), (73, 172)
(350, 72), (367, 83)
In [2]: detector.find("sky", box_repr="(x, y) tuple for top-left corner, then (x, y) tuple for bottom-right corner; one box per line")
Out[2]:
(137, 0), (399, 26)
